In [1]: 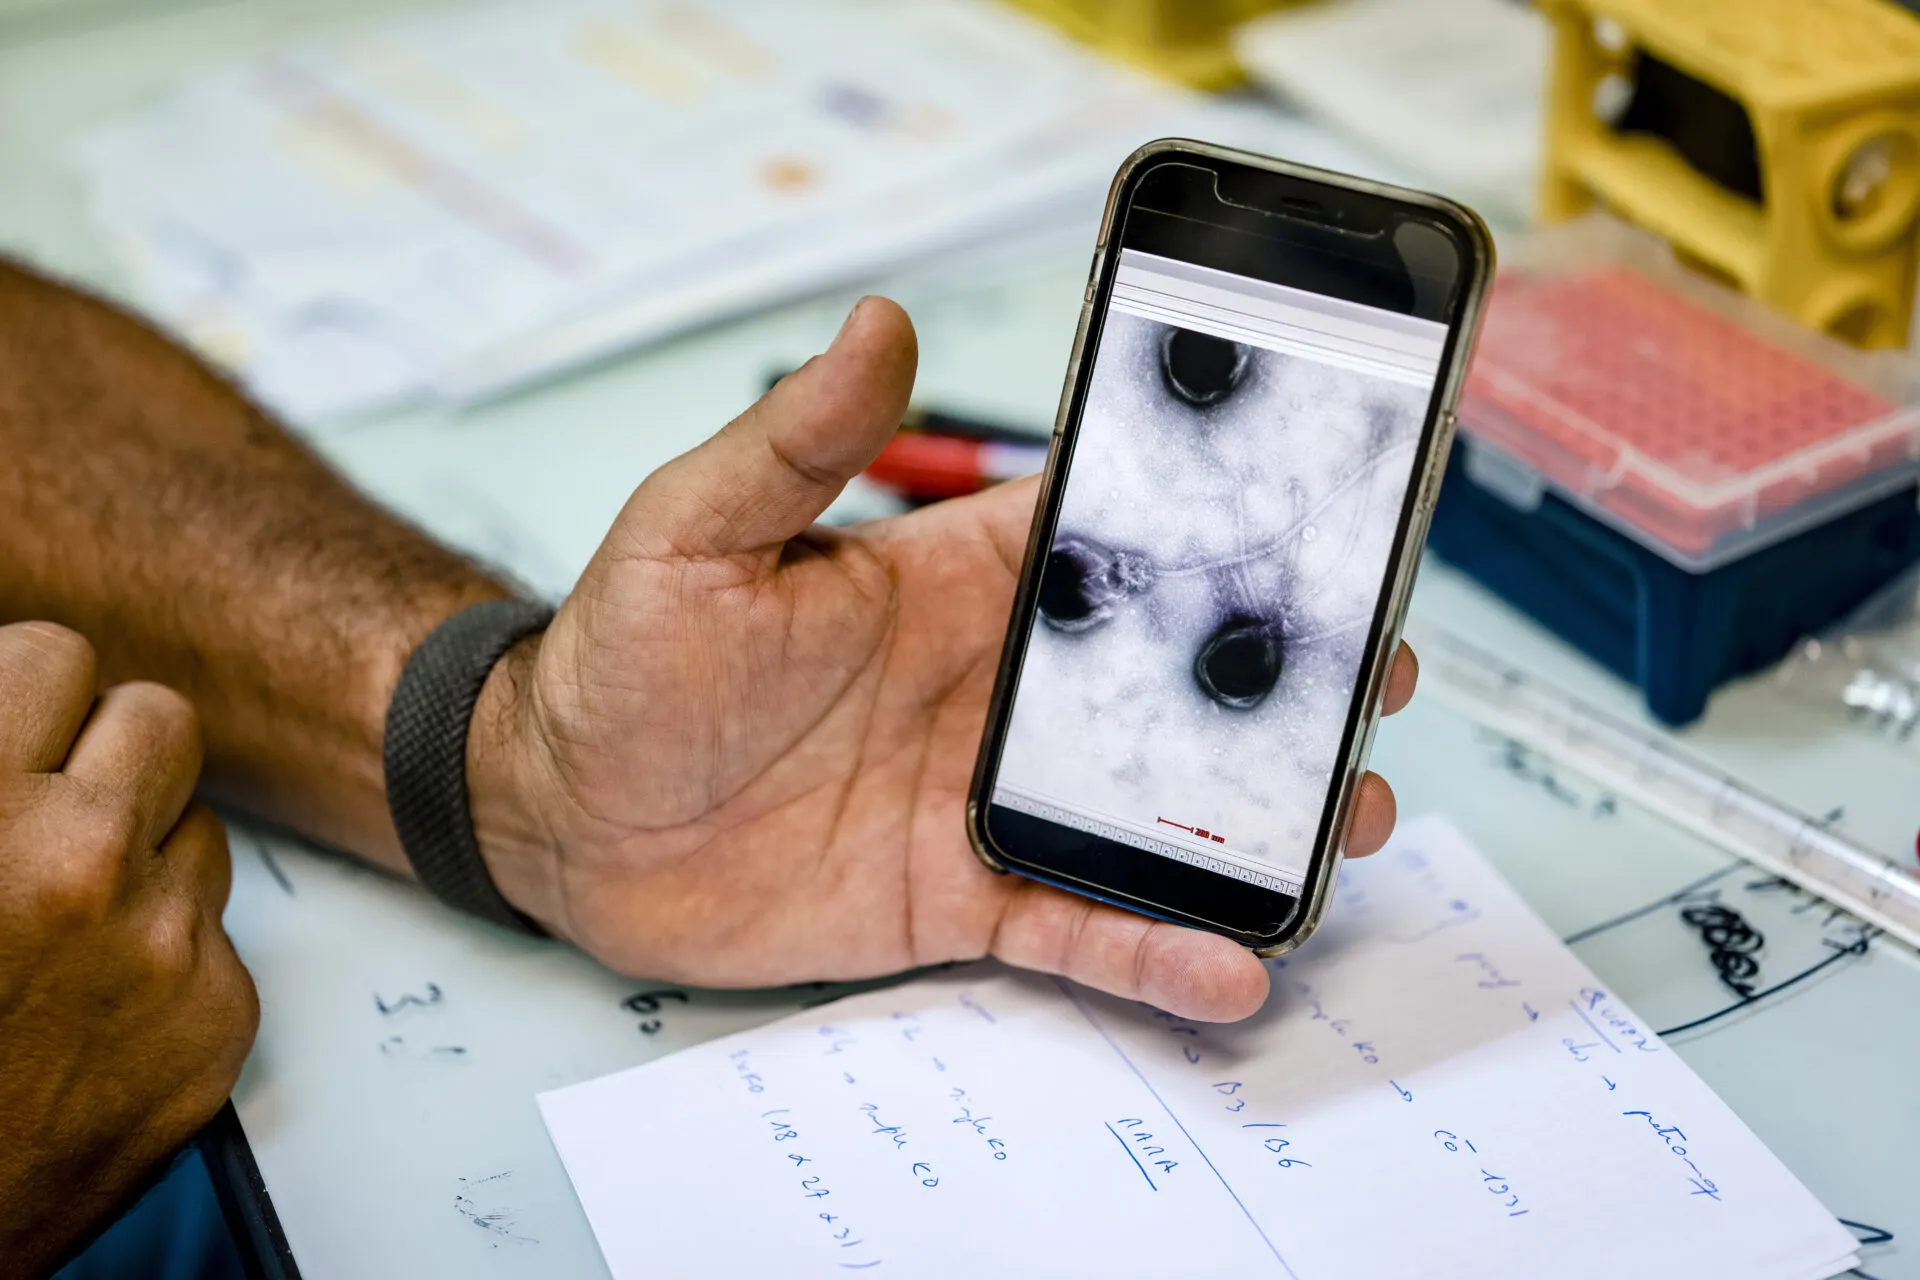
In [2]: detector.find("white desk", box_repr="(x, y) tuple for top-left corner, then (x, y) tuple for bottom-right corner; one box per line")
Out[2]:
(4, 5), (1917, 1277)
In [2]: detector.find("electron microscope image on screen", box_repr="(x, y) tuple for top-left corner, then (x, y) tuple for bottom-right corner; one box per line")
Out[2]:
(997, 310), (1429, 878)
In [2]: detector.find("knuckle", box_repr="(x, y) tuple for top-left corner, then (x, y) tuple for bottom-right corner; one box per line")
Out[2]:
(152, 919), (258, 1078)
(227, 960), (263, 1046)
(117, 681), (203, 748)
(124, 678), (195, 720)
(0, 620), (95, 684)
(143, 902), (199, 980)
(28, 805), (132, 928)
(174, 800), (227, 846)
(29, 859), (118, 932)
(171, 802), (233, 887)
(159, 1012), (251, 1140)
(196, 937), (261, 1073)
(30, 863), (116, 931)
(73, 787), (142, 854)
(86, 684), (205, 799)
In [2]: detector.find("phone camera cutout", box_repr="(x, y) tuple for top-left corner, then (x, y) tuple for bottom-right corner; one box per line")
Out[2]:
(1194, 615), (1285, 709)
(1160, 328), (1249, 408)
(1037, 535), (1153, 634)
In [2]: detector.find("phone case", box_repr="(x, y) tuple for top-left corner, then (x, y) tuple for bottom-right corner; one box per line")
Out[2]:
(967, 138), (1496, 957)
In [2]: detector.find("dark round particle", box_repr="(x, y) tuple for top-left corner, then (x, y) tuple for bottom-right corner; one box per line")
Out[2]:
(1194, 616), (1285, 709)
(1038, 544), (1100, 630)
(1037, 536), (1155, 634)
(1160, 328), (1249, 407)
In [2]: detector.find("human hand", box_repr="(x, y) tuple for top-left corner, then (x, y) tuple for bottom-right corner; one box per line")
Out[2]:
(0, 623), (257, 1278)
(471, 299), (1416, 1023)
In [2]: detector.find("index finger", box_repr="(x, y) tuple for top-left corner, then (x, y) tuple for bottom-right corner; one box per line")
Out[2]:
(990, 880), (1271, 1022)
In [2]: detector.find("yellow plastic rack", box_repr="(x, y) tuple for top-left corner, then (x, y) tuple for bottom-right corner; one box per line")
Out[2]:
(1538, 0), (1920, 348)
(1001, 0), (1302, 89)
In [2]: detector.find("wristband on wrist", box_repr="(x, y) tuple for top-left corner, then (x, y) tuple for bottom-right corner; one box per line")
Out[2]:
(383, 598), (554, 935)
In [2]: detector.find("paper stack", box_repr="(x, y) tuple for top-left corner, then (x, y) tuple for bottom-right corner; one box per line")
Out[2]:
(75, 0), (1335, 424)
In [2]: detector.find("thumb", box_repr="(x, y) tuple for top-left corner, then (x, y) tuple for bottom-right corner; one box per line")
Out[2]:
(621, 296), (917, 562)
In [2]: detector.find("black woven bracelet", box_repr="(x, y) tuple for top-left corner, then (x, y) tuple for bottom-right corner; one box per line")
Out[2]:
(383, 598), (554, 935)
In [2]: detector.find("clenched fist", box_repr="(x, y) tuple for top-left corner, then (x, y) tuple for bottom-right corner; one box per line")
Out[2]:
(0, 622), (257, 1278)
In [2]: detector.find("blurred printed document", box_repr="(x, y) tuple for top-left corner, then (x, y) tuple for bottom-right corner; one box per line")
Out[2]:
(539, 816), (1857, 1280)
(76, 0), (1228, 422)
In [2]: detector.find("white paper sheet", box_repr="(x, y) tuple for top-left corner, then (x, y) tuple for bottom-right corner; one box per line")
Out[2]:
(538, 815), (1859, 1279)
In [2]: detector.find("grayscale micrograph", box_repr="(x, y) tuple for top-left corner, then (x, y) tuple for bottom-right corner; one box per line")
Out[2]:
(997, 311), (1428, 875)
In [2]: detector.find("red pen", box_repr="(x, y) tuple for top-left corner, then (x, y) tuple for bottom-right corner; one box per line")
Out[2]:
(864, 432), (1048, 500)
(764, 373), (1050, 501)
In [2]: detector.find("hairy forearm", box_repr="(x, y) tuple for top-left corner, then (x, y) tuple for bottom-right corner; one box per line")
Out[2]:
(0, 260), (511, 871)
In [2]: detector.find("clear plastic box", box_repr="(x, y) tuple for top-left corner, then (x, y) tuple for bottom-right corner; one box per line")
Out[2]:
(1458, 215), (1920, 573)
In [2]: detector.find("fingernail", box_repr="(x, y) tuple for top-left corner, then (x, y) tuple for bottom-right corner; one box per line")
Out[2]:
(832, 296), (873, 347)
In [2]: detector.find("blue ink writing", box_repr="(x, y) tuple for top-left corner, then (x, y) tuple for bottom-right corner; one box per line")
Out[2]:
(1622, 1109), (1721, 1200)
(1151, 1010), (1205, 1064)
(957, 992), (996, 1025)
(949, 1087), (1009, 1160)
(1579, 989), (1660, 1053)
(1114, 1118), (1179, 1176)
(1456, 953), (1522, 989)
(1105, 1121), (1159, 1191)
(729, 1048), (765, 1094)
(858, 1103), (908, 1150)
(1434, 1131), (1529, 1218)
(1243, 1123), (1310, 1169)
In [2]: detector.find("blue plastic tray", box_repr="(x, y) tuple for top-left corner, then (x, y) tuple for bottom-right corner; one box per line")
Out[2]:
(1426, 448), (1920, 726)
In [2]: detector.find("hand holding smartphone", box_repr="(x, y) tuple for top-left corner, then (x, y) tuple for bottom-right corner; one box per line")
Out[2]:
(969, 141), (1493, 956)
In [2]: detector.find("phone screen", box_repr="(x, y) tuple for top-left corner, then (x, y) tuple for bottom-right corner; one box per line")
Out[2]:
(977, 156), (1475, 940)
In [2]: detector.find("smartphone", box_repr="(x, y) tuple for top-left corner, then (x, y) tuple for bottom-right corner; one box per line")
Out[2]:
(967, 140), (1493, 956)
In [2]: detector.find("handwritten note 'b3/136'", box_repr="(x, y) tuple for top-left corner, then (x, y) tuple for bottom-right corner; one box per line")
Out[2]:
(538, 815), (1858, 1279)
